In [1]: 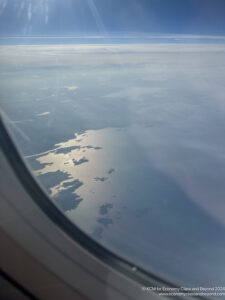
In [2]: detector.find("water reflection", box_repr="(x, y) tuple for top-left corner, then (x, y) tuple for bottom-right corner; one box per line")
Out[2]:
(27, 129), (118, 216)
(22, 126), (225, 286)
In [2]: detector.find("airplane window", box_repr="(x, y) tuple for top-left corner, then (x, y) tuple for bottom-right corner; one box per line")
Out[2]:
(1, 0), (225, 289)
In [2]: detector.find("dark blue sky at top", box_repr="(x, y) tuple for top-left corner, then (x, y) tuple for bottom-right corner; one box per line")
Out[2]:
(0, 0), (225, 37)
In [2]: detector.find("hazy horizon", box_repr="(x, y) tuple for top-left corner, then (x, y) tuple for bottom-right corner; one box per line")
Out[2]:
(1, 0), (225, 290)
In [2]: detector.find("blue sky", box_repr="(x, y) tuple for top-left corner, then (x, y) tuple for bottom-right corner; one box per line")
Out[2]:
(0, 0), (225, 37)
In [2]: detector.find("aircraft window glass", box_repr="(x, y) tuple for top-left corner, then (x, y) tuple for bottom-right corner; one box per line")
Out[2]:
(1, 0), (225, 287)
